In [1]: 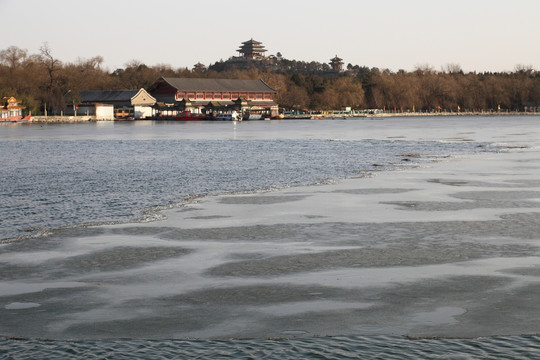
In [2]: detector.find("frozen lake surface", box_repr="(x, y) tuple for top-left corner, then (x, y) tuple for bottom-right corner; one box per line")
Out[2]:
(1, 117), (540, 357)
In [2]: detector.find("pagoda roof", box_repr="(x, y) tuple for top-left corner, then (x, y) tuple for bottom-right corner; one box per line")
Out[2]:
(330, 55), (343, 62)
(237, 38), (267, 53)
(157, 77), (277, 93)
(241, 38), (263, 45)
(2, 96), (25, 110)
(238, 45), (266, 51)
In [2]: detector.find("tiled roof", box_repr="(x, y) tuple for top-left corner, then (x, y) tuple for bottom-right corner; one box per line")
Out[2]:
(80, 90), (139, 103)
(160, 78), (277, 93)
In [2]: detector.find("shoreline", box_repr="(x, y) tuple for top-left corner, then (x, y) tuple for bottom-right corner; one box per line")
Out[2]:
(12, 111), (540, 123)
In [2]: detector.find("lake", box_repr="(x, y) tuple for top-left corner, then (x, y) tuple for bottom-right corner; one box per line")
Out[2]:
(1, 117), (540, 358)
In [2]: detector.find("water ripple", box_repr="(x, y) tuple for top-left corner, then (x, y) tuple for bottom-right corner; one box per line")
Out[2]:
(2, 335), (540, 359)
(0, 139), (494, 243)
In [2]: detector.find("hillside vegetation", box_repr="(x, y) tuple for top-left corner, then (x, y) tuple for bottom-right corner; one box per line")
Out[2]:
(1, 45), (539, 115)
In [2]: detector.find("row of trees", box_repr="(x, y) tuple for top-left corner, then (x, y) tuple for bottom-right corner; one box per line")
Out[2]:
(362, 65), (540, 113)
(0, 44), (196, 114)
(1, 44), (539, 115)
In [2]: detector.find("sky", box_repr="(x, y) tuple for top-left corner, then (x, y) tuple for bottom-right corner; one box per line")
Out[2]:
(1, 0), (539, 73)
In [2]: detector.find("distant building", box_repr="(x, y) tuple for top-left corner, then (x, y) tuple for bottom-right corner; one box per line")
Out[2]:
(329, 55), (344, 72)
(192, 62), (207, 72)
(0, 96), (25, 121)
(237, 38), (267, 59)
(209, 39), (283, 72)
(147, 77), (279, 118)
(66, 89), (156, 120)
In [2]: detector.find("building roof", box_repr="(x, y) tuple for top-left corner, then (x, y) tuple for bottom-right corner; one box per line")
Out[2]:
(330, 55), (344, 63)
(79, 89), (156, 105)
(159, 77), (277, 93)
(241, 38), (263, 46)
(2, 96), (25, 109)
(80, 90), (139, 103)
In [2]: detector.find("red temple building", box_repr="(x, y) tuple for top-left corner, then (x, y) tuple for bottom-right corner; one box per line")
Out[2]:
(329, 55), (344, 72)
(147, 77), (279, 119)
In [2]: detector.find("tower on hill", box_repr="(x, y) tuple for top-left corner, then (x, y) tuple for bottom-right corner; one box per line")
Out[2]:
(237, 38), (267, 59)
(329, 55), (344, 72)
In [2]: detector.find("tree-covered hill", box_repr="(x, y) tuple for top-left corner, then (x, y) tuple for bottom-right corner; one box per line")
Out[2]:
(1, 45), (539, 115)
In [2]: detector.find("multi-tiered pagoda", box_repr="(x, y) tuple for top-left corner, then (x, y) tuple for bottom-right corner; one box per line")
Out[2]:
(237, 38), (267, 59)
(329, 55), (344, 71)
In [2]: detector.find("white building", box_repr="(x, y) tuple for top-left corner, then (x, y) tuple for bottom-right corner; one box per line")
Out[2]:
(66, 88), (156, 120)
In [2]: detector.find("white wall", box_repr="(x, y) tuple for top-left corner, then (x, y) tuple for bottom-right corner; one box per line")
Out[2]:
(95, 104), (114, 120)
(134, 105), (153, 119)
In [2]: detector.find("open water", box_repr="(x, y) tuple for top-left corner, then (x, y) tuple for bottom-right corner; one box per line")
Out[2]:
(0, 123), (493, 243)
(1, 117), (540, 358)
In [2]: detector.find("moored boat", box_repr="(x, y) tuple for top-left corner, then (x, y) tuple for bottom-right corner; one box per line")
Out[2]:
(0, 115), (30, 122)
(213, 111), (241, 121)
(174, 111), (206, 121)
(148, 111), (207, 121)
(242, 113), (262, 121)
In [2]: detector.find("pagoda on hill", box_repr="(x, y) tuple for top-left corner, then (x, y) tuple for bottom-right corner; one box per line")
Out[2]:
(329, 55), (344, 71)
(237, 38), (267, 59)
(192, 62), (207, 72)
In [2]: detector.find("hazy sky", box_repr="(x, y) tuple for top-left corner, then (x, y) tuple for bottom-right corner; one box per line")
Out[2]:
(1, 0), (538, 73)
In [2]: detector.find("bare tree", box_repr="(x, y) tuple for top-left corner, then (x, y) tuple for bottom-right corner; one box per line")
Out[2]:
(514, 64), (535, 75)
(0, 46), (28, 91)
(444, 63), (463, 75)
(39, 43), (63, 114)
(279, 84), (309, 111)
(40, 43), (61, 90)
(0, 46), (28, 70)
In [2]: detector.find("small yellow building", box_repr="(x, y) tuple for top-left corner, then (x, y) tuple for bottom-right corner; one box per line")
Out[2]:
(0, 97), (26, 121)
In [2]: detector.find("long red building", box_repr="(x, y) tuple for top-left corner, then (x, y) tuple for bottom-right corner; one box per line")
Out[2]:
(147, 77), (279, 119)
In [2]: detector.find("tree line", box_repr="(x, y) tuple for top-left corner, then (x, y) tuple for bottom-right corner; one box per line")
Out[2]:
(1, 44), (539, 115)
